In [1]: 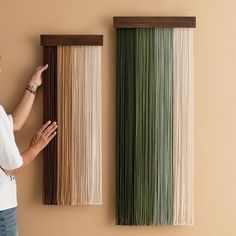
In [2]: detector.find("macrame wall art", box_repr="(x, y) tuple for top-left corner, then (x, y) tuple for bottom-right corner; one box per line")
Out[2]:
(41, 35), (103, 205)
(114, 17), (196, 225)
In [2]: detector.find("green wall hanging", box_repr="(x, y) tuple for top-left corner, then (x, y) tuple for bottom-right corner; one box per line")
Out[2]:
(114, 16), (196, 226)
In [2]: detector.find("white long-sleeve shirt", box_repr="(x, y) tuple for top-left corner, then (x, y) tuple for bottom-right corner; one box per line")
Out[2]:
(0, 105), (23, 211)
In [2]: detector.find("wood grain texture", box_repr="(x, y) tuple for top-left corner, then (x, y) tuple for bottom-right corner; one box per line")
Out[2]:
(113, 16), (196, 28)
(41, 35), (103, 46)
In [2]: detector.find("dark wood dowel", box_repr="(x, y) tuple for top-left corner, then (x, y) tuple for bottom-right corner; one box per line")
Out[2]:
(113, 16), (196, 28)
(41, 35), (103, 46)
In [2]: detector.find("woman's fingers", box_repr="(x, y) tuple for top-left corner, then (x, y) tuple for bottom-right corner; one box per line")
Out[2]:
(36, 65), (43, 70)
(43, 122), (57, 137)
(42, 122), (57, 136)
(30, 121), (57, 152)
(47, 131), (57, 142)
(36, 64), (48, 72)
(38, 121), (52, 134)
(39, 64), (48, 73)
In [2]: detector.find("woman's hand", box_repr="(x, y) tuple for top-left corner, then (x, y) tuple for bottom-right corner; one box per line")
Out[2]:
(30, 121), (57, 153)
(3, 121), (57, 176)
(28, 64), (48, 87)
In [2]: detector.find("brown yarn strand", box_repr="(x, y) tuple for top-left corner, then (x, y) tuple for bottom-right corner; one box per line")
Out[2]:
(43, 46), (58, 205)
(57, 46), (73, 204)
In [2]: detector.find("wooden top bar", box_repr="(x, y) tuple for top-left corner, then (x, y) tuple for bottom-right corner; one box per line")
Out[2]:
(113, 16), (196, 28)
(40, 35), (103, 46)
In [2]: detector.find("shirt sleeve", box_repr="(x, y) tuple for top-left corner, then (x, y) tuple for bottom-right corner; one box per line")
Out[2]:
(7, 114), (14, 130)
(0, 108), (23, 170)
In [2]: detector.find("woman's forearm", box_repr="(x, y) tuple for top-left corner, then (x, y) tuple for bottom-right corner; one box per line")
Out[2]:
(12, 90), (36, 131)
(4, 120), (57, 176)
(11, 64), (48, 131)
(4, 146), (40, 176)
(18, 146), (40, 173)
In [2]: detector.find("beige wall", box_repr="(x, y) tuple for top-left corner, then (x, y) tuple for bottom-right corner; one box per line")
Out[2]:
(1, 0), (236, 235)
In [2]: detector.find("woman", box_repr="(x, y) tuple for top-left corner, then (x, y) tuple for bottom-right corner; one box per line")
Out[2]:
(0, 64), (57, 236)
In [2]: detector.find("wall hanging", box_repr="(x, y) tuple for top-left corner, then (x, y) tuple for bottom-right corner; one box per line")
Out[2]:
(41, 35), (103, 205)
(114, 17), (196, 225)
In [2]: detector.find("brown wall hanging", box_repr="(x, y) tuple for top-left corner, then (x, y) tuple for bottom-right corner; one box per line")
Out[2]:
(41, 35), (103, 205)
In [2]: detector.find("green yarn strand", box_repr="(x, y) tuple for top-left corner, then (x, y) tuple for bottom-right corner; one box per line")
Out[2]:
(116, 28), (173, 225)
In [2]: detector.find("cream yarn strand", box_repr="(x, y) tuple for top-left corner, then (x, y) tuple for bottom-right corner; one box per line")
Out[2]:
(56, 45), (102, 205)
(173, 28), (194, 225)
